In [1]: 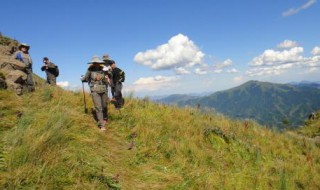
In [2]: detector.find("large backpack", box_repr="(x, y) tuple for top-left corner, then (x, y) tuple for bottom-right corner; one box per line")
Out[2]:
(54, 66), (59, 77)
(119, 70), (125, 82)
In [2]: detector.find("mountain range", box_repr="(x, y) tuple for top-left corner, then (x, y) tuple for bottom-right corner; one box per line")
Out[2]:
(156, 80), (320, 129)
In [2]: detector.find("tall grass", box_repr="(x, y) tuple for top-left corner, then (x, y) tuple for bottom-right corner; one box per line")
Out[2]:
(0, 85), (320, 189)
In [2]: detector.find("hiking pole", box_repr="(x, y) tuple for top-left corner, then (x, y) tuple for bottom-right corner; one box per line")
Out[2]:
(82, 82), (88, 113)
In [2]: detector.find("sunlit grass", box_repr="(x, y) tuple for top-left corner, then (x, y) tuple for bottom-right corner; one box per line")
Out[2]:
(0, 84), (320, 189)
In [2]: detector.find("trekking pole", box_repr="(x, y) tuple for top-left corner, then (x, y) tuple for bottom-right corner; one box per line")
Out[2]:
(82, 82), (88, 113)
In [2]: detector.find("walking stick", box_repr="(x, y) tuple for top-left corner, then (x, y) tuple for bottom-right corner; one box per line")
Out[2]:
(82, 82), (88, 113)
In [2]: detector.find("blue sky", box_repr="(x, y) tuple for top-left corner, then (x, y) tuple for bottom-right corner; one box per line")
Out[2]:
(1, 0), (319, 97)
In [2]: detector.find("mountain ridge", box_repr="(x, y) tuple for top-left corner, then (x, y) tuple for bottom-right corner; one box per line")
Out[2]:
(157, 80), (320, 129)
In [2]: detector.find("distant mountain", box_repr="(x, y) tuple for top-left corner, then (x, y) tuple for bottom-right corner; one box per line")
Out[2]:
(175, 80), (320, 129)
(155, 94), (197, 104)
(154, 91), (213, 103)
(289, 81), (320, 89)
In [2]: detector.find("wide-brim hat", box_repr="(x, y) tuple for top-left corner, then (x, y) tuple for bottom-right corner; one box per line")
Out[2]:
(102, 54), (110, 61)
(87, 56), (104, 64)
(18, 43), (30, 50)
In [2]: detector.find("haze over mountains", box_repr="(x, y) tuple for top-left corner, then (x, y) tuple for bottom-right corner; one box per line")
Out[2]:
(156, 80), (320, 129)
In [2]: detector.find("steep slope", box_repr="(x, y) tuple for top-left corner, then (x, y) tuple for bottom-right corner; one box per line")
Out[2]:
(1, 86), (320, 189)
(179, 80), (320, 129)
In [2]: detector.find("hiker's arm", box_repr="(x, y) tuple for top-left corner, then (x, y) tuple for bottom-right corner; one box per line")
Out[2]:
(11, 51), (18, 59)
(81, 70), (91, 82)
(47, 62), (56, 69)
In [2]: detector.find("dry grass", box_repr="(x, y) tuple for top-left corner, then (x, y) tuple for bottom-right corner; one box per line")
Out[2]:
(0, 85), (320, 189)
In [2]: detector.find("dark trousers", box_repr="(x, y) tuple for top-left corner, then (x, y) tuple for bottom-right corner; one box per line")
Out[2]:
(46, 72), (56, 85)
(26, 68), (35, 91)
(91, 92), (108, 127)
(111, 82), (123, 108)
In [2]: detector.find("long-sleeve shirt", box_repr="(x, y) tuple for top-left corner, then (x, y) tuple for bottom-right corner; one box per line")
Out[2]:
(12, 51), (32, 69)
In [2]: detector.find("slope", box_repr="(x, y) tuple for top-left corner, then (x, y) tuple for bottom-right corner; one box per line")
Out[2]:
(0, 85), (320, 189)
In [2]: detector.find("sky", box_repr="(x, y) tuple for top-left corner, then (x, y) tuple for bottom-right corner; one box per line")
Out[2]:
(1, 0), (319, 97)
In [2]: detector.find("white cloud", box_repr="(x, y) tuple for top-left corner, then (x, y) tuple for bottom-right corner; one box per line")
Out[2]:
(249, 47), (304, 66)
(247, 40), (320, 77)
(227, 68), (238, 73)
(233, 76), (244, 83)
(134, 33), (204, 70)
(311, 46), (320, 55)
(214, 59), (233, 69)
(195, 68), (208, 75)
(213, 69), (223, 74)
(175, 67), (190, 75)
(57, 81), (69, 88)
(246, 64), (294, 76)
(128, 75), (179, 92)
(283, 0), (317, 16)
(277, 40), (298, 49)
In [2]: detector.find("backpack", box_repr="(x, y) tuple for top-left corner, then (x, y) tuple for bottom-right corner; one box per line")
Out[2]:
(119, 70), (125, 82)
(54, 66), (59, 77)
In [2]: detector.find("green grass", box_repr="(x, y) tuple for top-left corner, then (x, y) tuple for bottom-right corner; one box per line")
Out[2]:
(0, 84), (320, 189)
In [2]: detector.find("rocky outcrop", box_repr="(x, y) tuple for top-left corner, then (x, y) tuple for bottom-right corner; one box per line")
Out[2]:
(0, 34), (28, 95)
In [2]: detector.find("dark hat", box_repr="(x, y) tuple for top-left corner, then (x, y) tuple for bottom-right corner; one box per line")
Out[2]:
(43, 57), (49, 61)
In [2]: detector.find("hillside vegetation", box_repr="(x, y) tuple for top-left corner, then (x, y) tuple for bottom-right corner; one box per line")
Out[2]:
(0, 85), (320, 189)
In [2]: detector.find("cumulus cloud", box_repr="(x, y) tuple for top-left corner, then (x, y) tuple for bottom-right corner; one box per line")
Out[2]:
(57, 81), (69, 88)
(227, 68), (238, 73)
(312, 46), (320, 55)
(195, 68), (208, 75)
(246, 64), (294, 76)
(214, 59), (233, 69)
(249, 47), (304, 66)
(213, 69), (223, 74)
(282, 0), (317, 17)
(277, 40), (298, 49)
(233, 76), (244, 83)
(175, 67), (190, 75)
(128, 75), (179, 92)
(247, 41), (320, 77)
(134, 33), (204, 70)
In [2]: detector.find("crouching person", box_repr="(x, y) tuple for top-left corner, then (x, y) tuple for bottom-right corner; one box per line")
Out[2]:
(81, 56), (109, 131)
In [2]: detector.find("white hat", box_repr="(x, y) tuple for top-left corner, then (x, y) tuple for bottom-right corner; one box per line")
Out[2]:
(88, 56), (104, 64)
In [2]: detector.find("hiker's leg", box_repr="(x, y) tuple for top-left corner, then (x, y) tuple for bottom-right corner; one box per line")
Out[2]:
(111, 86), (115, 98)
(101, 92), (108, 120)
(114, 83), (123, 108)
(92, 93), (104, 127)
(26, 69), (35, 91)
(48, 75), (56, 85)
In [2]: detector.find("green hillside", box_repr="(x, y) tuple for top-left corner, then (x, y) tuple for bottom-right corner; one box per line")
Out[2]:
(178, 80), (320, 129)
(1, 85), (320, 189)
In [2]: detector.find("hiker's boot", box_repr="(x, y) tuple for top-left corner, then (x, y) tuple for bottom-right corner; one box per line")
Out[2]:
(98, 122), (106, 131)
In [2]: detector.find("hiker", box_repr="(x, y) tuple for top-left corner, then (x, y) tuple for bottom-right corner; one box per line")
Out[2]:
(12, 43), (35, 92)
(308, 112), (316, 120)
(102, 54), (113, 86)
(41, 57), (59, 85)
(102, 54), (124, 108)
(108, 60), (125, 109)
(81, 56), (109, 131)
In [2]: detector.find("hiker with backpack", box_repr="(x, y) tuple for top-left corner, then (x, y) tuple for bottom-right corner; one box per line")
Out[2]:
(12, 43), (35, 92)
(108, 60), (125, 109)
(41, 57), (59, 85)
(81, 56), (109, 131)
